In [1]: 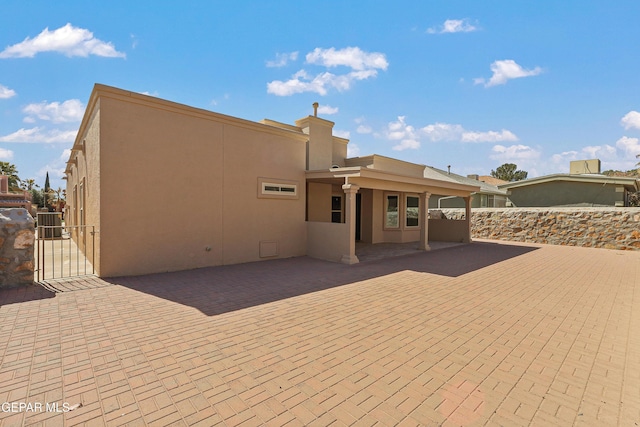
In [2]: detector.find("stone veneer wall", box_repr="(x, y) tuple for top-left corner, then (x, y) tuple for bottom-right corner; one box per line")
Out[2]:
(438, 207), (640, 251)
(0, 208), (35, 287)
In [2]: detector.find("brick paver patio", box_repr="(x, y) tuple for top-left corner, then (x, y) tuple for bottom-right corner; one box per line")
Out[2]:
(1, 240), (639, 426)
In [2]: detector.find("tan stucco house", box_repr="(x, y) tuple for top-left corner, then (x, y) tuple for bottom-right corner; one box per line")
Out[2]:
(425, 167), (510, 209)
(64, 84), (479, 277)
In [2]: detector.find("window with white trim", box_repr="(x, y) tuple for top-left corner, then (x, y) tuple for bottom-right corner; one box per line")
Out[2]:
(258, 177), (299, 200)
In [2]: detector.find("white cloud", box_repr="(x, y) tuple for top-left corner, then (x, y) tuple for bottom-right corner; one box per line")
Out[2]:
(268, 69), (378, 96)
(392, 139), (420, 151)
(581, 144), (617, 160)
(0, 23), (125, 58)
(333, 129), (350, 139)
(306, 47), (388, 71)
(354, 117), (372, 134)
(490, 144), (540, 161)
(37, 149), (72, 181)
(267, 47), (388, 96)
(475, 60), (543, 87)
(0, 127), (76, 143)
(383, 117), (519, 150)
(421, 123), (464, 142)
(357, 125), (372, 134)
(0, 148), (14, 160)
(550, 140), (639, 173)
(0, 84), (16, 99)
(551, 150), (579, 166)
(461, 129), (518, 143)
(266, 51), (299, 68)
(427, 19), (478, 34)
(347, 143), (360, 158)
(621, 111), (640, 130)
(22, 99), (84, 123)
(385, 116), (420, 151)
(130, 34), (139, 49)
(317, 104), (338, 115)
(615, 136), (640, 156)
(140, 91), (159, 97)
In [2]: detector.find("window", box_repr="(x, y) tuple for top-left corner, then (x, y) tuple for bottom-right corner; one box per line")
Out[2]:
(262, 182), (297, 195)
(331, 195), (342, 223)
(258, 178), (299, 200)
(406, 195), (419, 227)
(385, 194), (399, 228)
(79, 179), (85, 228)
(73, 185), (78, 226)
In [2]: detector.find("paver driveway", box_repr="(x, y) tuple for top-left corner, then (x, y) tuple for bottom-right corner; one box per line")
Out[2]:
(1, 240), (639, 426)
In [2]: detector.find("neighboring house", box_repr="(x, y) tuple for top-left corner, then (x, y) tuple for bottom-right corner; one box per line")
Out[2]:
(499, 159), (640, 207)
(64, 84), (479, 277)
(477, 175), (509, 187)
(0, 175), (32, 211)
(425, 167), (510, 208)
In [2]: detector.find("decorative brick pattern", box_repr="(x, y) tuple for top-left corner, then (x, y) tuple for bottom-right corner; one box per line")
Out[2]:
(1, 241), (639, 425)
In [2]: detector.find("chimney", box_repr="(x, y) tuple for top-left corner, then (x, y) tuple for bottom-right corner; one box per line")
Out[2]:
(570, 159), (601, 175)
(0, 176), (8, 193)
(447, 165), (451, 175)
(313, 102), (319, 117)
(467, 174), (479, 180)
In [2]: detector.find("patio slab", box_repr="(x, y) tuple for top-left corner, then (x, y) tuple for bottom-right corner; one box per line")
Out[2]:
(1, 240), (639, 426)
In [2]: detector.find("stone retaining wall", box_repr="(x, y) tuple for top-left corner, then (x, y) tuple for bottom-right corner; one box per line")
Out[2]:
(438, 208), (640, 251)
(0, 208), (35, 287)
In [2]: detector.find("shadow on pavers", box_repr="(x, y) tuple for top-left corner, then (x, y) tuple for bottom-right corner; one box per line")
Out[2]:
(104, 241), (538, 316)
(0, 284), (55, 306)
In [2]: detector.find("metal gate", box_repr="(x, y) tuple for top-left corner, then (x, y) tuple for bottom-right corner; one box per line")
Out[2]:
(35, 212), (95, 281)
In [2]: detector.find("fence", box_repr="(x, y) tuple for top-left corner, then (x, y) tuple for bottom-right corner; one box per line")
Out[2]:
(35, 212), (95, 281)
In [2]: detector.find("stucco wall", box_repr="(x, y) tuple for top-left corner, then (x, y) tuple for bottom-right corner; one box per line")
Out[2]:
(65, 101), (101, 273)
(70, 89), (309, 277)
(307, 221), (348, 262)
(428, 218), (470, 243)
(440, 208), (640, 250)
(507, 181), (624, 207)
(306, 182), (332, 222)
(0, 209), (34, 287)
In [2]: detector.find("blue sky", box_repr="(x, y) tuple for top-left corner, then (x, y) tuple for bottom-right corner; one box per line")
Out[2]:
(2, 1), (640, 191)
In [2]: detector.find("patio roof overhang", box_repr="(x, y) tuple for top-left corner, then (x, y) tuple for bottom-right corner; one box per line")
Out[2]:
(306, 167), (480, 197)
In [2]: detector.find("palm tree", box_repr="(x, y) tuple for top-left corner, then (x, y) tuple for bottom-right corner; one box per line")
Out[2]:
(0, 161), (21, 190)
(21, 178), (39, 191)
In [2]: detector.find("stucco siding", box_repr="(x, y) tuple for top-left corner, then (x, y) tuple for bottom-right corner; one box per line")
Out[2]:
(507, 181), (621, 207)
(307, 221), (348, 262)
(307, 182), (332, 222)
(65, 100), (101, 274)
(221, 124), (306, 265)
(94, 95), (306, 276)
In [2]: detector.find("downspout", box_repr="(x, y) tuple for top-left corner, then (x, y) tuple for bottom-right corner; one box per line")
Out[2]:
(438, 196), (458, 209)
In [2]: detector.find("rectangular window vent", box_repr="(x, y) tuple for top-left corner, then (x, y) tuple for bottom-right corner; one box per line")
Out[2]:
(262, 183), (297, 196)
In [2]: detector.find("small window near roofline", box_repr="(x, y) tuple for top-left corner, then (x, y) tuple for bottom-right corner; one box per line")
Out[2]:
(257, 178), (299, 199)
(262, 183), (297, 195)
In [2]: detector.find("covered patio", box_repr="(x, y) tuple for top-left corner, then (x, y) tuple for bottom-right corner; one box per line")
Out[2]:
(305, 155), (479, 264)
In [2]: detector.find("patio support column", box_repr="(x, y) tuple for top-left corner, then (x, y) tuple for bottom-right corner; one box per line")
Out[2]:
(341, 184), (360, 265)
(419, 192), (431, 251)
(464, 196), (472, 243)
